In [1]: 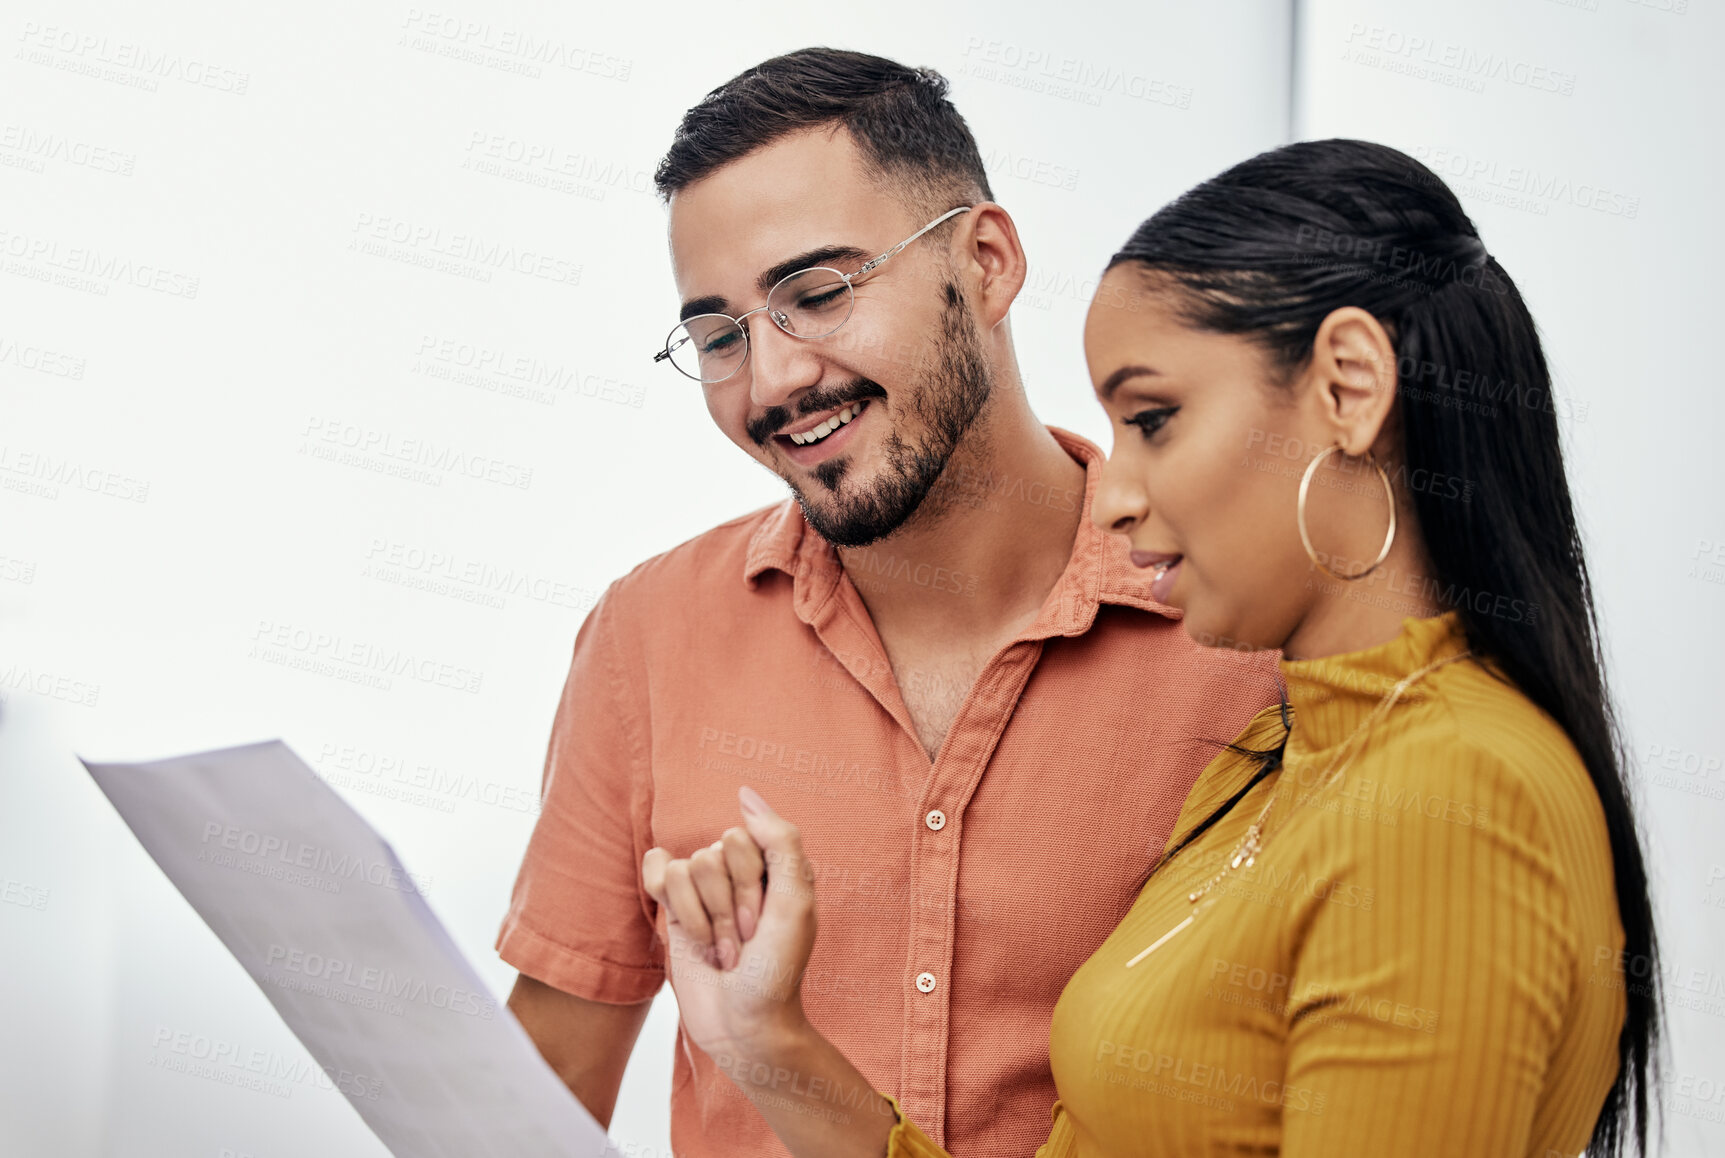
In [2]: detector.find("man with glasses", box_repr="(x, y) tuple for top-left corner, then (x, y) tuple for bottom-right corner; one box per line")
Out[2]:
(496, 47), (1277, 1158)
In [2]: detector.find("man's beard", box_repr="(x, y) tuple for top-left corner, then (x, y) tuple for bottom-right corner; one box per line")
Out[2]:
(786, 281), (994, 548)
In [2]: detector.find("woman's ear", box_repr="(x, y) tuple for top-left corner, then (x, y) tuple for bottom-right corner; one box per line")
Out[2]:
(1306, 306), (1398, 455)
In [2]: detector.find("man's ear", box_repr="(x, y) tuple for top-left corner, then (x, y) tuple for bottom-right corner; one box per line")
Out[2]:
(1306, 306), (1398, 456)
(959, 202), (1026, 329)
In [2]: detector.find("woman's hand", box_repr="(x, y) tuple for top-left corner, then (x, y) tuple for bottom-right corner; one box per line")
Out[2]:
(642, 785), (819, 1060)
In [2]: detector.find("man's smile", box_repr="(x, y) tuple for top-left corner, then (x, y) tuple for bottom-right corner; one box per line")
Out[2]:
(773, 398), (872, 466)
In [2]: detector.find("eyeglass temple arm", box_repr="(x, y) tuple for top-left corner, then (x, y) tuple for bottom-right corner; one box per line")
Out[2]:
(853, 206), (973, 278)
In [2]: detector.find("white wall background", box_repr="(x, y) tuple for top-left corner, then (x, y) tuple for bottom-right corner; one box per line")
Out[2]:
(1296, 2), (1725, 1153)
(3, 0), (1718, 1155)
(0, 3), (1290, 1156)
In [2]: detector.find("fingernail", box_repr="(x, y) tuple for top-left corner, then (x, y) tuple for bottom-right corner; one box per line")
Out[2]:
(739, 785), (766, 815)
(737, 905), (755, 941)
(718, 937), (737, 970)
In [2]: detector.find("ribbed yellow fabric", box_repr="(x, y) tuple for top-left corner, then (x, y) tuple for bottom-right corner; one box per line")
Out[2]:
(880, 610), (1625, 1156)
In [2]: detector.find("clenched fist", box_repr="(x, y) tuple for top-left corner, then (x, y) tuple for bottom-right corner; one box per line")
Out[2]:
(642, 785), (820, 1059)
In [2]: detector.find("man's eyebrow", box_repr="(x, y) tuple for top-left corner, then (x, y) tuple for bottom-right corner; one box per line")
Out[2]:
(678, 244), (875, 324)
(679, 295), (727, 323)
(755, 245), (872, 295)
(1099, 364), (1161, 401)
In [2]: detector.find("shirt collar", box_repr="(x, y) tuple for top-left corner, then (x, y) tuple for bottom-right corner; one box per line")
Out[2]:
(743, 425), (1178, 635)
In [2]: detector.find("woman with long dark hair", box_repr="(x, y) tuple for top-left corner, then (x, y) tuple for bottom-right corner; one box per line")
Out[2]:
(641, 139), (1661, 1157)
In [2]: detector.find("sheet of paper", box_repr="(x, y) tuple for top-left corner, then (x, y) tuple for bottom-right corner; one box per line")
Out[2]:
(82, 738), (622, 1158)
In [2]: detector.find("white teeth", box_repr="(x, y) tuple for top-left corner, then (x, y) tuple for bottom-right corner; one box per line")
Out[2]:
(789, 401), (864, 445)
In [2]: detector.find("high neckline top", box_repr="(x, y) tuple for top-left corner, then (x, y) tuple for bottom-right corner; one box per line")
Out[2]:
(881, 607), (1628, 1157)
(1279, 610), (1472, 761)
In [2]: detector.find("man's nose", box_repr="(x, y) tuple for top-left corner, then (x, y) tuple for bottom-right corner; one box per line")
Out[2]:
(746, 317), (825, 411)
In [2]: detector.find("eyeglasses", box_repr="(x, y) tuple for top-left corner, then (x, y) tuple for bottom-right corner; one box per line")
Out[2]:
(653, 206), (972, 384)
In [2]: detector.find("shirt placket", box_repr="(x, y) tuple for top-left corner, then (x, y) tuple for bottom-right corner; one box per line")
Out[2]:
(894, 641), (1043, 1146)
(794, 545), (1053, 1147)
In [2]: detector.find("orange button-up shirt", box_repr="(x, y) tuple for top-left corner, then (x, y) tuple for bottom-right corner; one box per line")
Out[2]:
(496, 426), (1280, 1158)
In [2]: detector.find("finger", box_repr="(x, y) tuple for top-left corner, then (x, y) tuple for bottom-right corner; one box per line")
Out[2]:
(689, 844), (740, 970)
(643, 849), (674, 947)
(661, 860), (717, 965)
(720, 826), (766, 942)
(642, 848), (671, 909)
(738, 786), (815, 915)
(658, 906), (707, 991)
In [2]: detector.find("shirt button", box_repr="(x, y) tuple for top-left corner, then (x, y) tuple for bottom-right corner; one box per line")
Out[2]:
(924, 809), (946, 831)
(915, 971), (938, 994)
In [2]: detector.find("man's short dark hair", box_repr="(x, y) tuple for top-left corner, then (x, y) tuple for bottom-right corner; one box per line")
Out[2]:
(653, 47), (993, 215)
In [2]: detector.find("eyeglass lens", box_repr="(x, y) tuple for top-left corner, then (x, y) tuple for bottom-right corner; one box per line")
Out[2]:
(663, 267), (854, 382)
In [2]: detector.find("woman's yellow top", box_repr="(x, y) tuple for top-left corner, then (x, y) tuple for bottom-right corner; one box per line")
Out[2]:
(880, 610), (1625, 1156)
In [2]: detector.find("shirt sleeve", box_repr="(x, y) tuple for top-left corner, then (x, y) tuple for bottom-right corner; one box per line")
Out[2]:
(1279, 745), (1580, 1157)
(494, 582), (665, 1004)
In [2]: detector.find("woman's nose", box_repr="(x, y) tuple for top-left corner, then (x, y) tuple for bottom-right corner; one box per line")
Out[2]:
(1091, 453), (1148, 536)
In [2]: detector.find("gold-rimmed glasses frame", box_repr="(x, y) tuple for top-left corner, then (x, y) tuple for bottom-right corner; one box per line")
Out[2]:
(652, 206), (973, 384)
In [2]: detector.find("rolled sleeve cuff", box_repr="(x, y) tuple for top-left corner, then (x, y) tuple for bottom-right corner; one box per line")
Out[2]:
(496, 915), (664, 1005)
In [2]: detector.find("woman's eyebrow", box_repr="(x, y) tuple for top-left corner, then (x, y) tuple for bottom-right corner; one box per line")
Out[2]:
(1098, 364), (1161, 401)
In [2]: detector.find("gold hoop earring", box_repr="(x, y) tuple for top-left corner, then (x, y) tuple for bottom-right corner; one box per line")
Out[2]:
(1297, 445), (1396, 581)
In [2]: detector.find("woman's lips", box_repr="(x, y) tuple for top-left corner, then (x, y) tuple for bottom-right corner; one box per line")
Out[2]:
(1128, 550), (1184, 604)
(1149, 558), (1183, 604)
(1130, 549), (1180, 570)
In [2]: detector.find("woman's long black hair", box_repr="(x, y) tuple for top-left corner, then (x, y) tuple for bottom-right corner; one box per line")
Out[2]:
(1111, 138), (1659, 1157)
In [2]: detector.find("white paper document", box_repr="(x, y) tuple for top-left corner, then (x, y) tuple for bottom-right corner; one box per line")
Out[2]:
(81, 738), (621, 1158)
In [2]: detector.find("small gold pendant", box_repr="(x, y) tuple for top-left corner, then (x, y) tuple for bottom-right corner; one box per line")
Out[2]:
(1121, 652), (1468, 974)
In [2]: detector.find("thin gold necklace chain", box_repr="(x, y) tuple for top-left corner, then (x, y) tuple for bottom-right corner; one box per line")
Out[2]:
(1124, 647), (1473, 969)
